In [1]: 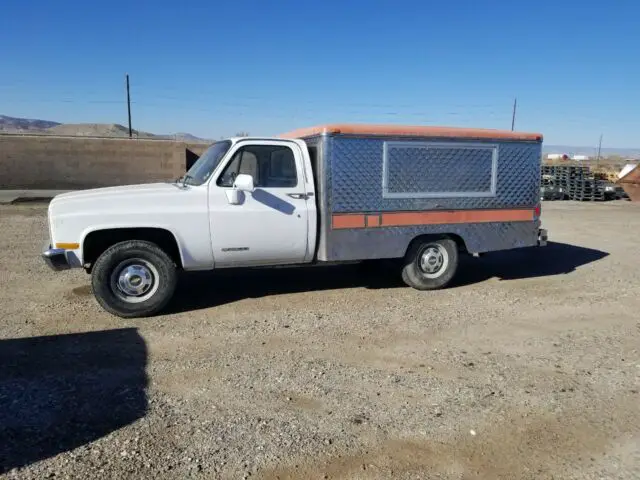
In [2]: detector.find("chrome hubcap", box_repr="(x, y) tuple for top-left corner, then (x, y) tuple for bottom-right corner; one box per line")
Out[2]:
(111, 259), (159, 303)
(418, 244), (449, 278)
(118, 264), (153, 296)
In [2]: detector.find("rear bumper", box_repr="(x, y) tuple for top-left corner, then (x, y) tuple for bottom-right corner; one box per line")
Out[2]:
(42, 242), (71, 271)
(538, 228), (548, 247)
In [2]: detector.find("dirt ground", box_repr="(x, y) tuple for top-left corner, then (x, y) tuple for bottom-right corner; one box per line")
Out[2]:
(0, 201), (639, 479)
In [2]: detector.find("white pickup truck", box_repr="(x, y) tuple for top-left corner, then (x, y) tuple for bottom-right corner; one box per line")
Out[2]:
(43, 124), (547, 318)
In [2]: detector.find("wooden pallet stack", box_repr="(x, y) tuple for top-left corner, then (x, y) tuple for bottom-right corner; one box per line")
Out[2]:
(540, 165), (605, 201)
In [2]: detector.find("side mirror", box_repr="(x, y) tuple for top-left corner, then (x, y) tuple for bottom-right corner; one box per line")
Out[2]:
(226, 189), (242, 205)
(233, 174), (255, 192)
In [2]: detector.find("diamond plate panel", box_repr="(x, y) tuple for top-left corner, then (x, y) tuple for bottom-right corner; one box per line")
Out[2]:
(328, 137), (541, 212)
(385, 142), (494, 195)
(325, 221), (540, 261)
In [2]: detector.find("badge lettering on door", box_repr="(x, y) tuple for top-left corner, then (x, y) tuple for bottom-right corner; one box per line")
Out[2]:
(221, 247), (250, 252)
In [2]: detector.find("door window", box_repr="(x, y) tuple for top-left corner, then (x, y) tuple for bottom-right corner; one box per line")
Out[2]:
(217, 145), (297, 188)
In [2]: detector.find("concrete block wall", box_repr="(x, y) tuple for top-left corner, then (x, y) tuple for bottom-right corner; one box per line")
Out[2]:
(0, 135), (210, 189)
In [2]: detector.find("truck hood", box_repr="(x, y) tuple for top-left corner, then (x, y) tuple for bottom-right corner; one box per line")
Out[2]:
(51, 182), (182, 205)
(48, 182), (206, 222)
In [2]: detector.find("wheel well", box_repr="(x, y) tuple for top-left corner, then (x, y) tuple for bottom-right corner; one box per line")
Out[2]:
(406, 233), (468, 256)
(83, 228), (182, 270)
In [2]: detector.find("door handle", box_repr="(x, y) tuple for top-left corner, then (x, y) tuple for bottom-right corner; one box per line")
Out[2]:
(287, 193), (313, 200)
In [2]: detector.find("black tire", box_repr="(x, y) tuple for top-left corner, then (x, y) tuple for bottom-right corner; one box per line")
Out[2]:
(401, 237), (458, 290)
(91, 240), (177, 318)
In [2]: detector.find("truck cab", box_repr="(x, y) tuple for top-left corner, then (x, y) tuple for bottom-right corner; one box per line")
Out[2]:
(43, 137), (317, 317)
(201, 138), (317, 268)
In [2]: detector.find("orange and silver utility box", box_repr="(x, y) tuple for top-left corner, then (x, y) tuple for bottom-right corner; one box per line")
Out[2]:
(281, 124), (547, 262)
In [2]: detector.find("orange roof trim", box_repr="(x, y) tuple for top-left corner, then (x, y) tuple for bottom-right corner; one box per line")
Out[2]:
(280, 123), (543, 142)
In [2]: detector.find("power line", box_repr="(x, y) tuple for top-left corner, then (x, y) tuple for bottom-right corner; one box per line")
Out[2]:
(5, 77), (629, 136)
(1, 98), (124, 104)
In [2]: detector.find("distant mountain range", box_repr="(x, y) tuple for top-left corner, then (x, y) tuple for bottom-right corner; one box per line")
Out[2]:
(0, 114), (61, 131)
(2, 114), (639, 158)
(0, 114), (212, 143)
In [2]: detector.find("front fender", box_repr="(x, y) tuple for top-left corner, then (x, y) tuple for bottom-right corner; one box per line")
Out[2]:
(79, 224), (187, 266)
(49, 184), (214, 270)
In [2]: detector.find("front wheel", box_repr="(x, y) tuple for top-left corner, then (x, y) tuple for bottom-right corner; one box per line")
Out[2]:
(401, 237), (459, 290)
(91, 240), (177, 318)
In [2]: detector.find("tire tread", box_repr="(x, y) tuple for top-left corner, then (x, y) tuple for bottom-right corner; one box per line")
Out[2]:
(91, 240), (177, 318)
(401, 237), (458, 290)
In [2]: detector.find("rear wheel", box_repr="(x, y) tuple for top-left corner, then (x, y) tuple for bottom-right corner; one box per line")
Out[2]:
(401, 237), (458, 290)
(91, 240), (177, 318)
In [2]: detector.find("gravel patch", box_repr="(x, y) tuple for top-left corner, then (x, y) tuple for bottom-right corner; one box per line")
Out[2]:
(0, 201), (639, 479)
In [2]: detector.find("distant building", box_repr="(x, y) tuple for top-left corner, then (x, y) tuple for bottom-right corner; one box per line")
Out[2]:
(547, 153), (568, 160)
(571, 155), (590, 161)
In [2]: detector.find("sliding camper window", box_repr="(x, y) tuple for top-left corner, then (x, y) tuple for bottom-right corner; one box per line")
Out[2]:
(382, 141), (498, 198)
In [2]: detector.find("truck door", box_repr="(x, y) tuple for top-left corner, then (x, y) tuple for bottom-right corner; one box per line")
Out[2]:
(208, 140), (310, 267)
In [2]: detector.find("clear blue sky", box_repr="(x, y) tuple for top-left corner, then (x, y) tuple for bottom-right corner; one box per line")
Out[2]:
(1, 0), (638, 146)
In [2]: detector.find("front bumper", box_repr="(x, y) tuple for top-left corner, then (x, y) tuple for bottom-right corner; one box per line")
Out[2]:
(538, 228), (548, 247)
(42, 242), (71, 271)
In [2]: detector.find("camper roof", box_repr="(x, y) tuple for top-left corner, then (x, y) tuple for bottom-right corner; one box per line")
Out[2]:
(280, 123), (542, 142)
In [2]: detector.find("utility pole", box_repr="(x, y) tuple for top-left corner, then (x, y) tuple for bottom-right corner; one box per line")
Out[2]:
(596, 133), (603, 166)
(511, 97), (517, 131)
(126, 73), (133, 138)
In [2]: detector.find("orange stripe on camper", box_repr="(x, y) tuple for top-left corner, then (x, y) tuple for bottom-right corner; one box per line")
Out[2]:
(332, 214), (366, 229)
(332, 209), (534, 229)
(366, 214), (381, 227)
(381, 209), (534, 226)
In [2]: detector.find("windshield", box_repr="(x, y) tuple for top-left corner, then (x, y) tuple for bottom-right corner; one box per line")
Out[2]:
(184, 140), (232, 186)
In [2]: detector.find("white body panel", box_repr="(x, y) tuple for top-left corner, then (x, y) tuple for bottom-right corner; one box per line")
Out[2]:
(46, 137), (317, 271)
